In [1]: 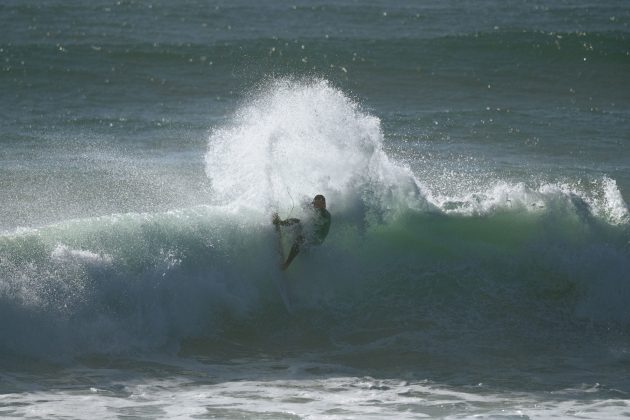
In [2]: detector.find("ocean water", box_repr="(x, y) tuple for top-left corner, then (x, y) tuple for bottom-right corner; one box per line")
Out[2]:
(1, 0), (630, 418)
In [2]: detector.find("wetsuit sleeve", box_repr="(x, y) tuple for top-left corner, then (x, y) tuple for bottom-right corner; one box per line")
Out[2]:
(279, 218), (301, 226)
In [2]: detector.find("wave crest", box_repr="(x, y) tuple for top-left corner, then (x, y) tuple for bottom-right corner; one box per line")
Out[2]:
(205, 78), (431, 221)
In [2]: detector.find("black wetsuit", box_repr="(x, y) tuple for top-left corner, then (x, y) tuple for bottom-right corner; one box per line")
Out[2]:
(275, 206), (331, 269)
(310, 207), (331, 245)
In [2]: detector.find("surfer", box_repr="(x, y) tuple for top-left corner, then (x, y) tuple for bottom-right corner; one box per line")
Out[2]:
(272, 194), (331, 270)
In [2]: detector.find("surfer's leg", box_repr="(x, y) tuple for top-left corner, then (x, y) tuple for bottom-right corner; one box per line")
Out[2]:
(282, 235), (304, 270)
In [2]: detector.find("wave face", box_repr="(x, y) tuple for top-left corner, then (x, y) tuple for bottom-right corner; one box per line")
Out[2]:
(1, 80), (629, 363)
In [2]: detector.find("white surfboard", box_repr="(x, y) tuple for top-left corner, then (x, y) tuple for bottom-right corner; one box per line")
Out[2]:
(274, 220), (293, 313)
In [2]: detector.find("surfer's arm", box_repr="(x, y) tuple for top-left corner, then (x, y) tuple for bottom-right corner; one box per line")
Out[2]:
(280, 218), (300, 226)
(273, 213), (301, 227)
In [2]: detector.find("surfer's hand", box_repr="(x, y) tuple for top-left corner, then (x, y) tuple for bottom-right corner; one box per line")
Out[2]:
(272, 213), (280, 225)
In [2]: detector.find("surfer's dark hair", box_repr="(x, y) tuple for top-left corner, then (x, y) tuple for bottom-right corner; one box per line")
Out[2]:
(313, 194), (325, 203)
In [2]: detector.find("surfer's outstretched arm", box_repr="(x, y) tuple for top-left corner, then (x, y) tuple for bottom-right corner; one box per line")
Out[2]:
(279, 218), (301, 226)
(272, 213), (300, 227)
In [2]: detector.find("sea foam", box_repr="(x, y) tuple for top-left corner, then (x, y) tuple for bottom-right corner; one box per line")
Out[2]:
(205, 78), (432, 222)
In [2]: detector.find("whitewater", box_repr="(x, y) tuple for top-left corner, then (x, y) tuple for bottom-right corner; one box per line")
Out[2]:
(2, 78), (630, 418)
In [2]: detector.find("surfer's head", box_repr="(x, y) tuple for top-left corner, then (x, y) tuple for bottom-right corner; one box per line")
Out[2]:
(312, 194), (326, 209)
